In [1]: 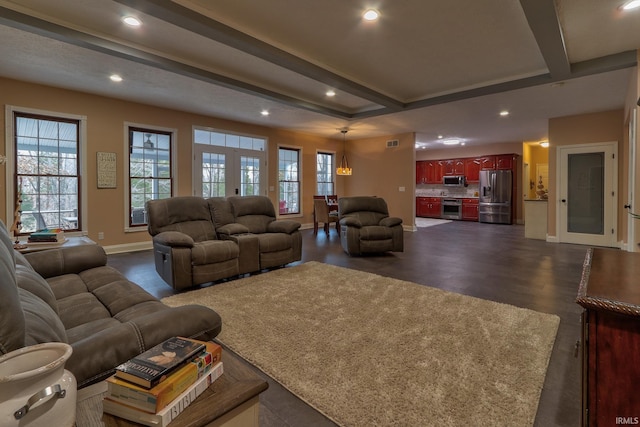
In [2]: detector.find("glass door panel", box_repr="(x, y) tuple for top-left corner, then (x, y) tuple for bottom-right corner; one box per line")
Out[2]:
(567, 152), (604, 235)
(194, 145), (265, 197)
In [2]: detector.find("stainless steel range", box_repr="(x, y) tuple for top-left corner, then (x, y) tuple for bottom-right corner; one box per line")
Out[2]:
(441, 198), (462, 220)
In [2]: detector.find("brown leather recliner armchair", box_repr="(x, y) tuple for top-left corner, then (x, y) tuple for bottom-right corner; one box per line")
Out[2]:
(338, 196), (404, 255)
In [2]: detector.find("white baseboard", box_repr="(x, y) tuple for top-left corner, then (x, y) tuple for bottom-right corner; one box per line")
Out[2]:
(103, 241), (153, 255)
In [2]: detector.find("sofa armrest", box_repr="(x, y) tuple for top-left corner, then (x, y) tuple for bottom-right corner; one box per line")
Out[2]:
(23, 245), (108, 279)
(380, 217), (402, 227)
(69, 303), (222, 387)
(340, 217), (362, 228)
(153, 231), (194, 247)
(267, 220), (301, 234)
(217, 223), (250, 236)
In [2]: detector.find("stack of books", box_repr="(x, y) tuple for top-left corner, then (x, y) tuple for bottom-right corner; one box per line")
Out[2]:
(102, 336), (223, 427)
(28, 227), (65, 243)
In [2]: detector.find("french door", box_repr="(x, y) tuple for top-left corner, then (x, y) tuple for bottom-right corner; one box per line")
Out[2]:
(193, 144), (266, 197)
(557, 142), (617, 247)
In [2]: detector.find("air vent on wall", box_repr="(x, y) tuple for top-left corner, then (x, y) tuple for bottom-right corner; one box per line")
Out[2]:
(386, 139), (399, 148)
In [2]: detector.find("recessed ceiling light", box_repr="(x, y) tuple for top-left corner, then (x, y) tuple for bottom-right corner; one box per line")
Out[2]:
(621, 0), (640, 10)
(442, 139), (460, 145)
(363, 9), (379, 21)
(540, 141), (549, 148)
(261, 110), (269, 116)
(122, 16), (142, 27)
(110, 74), (123, 82)
(437, 135), (443, 139)
(326, 90), (336, 97)
(499, 110), (510, 117)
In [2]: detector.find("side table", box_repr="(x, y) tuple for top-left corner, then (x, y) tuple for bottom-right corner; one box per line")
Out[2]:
(16, 236), (96, 253)
(76, 351), (268, 426)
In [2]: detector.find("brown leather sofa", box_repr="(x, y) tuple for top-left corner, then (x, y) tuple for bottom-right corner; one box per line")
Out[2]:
(0, 221), (221, 389)
(338, 196), (404, 255)
(146, 195), (302, 290)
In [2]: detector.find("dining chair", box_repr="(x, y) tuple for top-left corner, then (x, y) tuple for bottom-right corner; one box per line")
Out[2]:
(312, 195), (327, 235)
(313, 198), (339, 236)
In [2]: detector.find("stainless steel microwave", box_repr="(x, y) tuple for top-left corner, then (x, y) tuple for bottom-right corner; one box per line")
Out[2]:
(443, 175), (466, 186)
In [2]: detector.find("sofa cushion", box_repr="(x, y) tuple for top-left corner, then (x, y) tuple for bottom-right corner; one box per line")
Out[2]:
(146, 196), (218, 242)
(207, 197), (236, 228)
(56, 293), (112, 330)
(191, 240), (239, 266)
(256, 233), (294, 253)
(16, 264), (59, 313)
(0, 247), (24, 354)
(19, 288), (68, 346)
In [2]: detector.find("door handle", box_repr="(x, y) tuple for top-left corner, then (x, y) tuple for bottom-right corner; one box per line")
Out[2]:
(624, 204), (631, 209)
(561, 199), (567, 203)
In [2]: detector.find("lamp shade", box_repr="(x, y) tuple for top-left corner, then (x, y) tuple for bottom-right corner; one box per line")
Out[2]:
(336, 129), (352, 176)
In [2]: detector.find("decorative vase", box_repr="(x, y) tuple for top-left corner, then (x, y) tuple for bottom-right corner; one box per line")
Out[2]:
(0, 343), (77, 427)
(536, 176), (546, 199)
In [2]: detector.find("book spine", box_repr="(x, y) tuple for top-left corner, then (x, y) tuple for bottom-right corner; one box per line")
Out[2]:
(107, 347), (218, 413)
(103, 362), (224, 427)
(157, 362), (224, 425)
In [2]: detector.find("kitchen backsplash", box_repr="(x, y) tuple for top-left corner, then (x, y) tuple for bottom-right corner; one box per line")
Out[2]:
(416, 183), (481, 198)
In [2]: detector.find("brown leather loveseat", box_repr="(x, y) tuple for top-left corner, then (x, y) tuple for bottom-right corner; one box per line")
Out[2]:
(0, 221), (221, 389)
(146, 195), (302, 290)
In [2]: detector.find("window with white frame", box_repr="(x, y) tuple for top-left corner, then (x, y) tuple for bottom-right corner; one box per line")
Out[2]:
(13, 112), (80, 233)
(316, 151), (335, 195)
(128, 127), (172, 227)
(278, 147), (300, 215)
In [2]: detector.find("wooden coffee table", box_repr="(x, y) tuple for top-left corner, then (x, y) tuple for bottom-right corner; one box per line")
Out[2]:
(76, 351), (268, 426)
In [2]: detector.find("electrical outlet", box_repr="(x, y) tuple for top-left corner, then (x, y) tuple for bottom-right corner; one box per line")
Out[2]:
(98, 232), (104, 240)
(399, 186), (406, 192)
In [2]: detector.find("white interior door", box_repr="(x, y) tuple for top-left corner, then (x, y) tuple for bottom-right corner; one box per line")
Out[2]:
(193, 145), (266, 197)
(557, 142), (617, 247)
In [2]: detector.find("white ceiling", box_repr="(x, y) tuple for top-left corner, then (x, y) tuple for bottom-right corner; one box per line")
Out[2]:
(0, 0), (637, 148)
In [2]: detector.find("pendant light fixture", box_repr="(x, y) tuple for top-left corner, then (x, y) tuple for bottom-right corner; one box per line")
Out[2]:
(336, 129), (352, 176)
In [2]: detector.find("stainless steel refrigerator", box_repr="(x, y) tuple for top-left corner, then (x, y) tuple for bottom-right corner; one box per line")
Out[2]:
(479, 169), (512, 224)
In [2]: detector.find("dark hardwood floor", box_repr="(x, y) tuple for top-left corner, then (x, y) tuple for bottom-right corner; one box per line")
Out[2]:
(107, 221), (590, 427)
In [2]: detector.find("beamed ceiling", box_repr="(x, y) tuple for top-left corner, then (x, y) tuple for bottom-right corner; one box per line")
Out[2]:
(0, 0), (637, 147)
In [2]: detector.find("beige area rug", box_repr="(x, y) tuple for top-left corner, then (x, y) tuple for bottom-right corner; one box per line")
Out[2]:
(415, 217), (452, 228)
(162, 262), (559, 427)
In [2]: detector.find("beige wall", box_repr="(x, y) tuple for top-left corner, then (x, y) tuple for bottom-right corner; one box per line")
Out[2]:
(1, 77), (421, 247)
(547, 109), (625, 239)
(344, 133), (416, 226)
(0, 77), (349, 246)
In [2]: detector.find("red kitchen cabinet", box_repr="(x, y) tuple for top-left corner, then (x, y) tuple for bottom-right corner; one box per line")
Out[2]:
(416, 197), (441, 218)
(454, 159), (465, 175)
(464, 158), (481, 182)
(496, 154), (514, 170)
(479, 156), (496, 170)
(462, 198), (479, 221)
(416, 161), (442, 184)
(441, 159), (455, 176)
(442, 159), (464, 176)
(416, 161), (426, 184)
(426, 161), (442, 183)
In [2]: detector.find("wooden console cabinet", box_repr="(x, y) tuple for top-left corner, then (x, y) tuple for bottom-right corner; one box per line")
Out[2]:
(577, 248), (640, 426)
